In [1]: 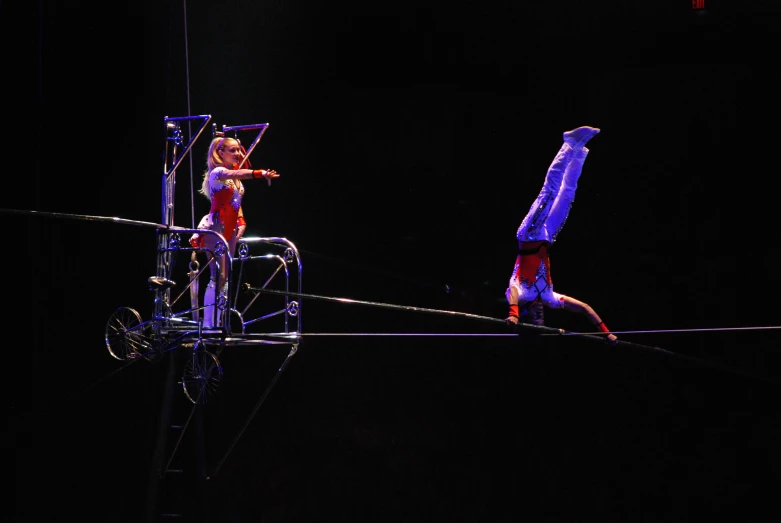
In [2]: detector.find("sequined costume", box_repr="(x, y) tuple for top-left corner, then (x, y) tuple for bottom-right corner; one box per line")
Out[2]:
(189, 166), (252, 329)
(189, 167), (250, 248)
(506, 142), (589, 312)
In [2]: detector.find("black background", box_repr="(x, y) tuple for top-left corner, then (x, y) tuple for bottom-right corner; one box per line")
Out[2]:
(8, 1), (781, 521)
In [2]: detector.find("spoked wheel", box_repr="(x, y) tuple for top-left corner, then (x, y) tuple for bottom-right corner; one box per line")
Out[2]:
(182, 347), (223, 404)
(105, 307), (153, 361)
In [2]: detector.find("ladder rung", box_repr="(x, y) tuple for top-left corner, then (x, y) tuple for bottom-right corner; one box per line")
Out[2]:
(165, 469), (183, 474)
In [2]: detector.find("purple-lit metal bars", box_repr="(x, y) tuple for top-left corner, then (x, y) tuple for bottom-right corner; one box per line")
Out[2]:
(222, 123), (269, 170)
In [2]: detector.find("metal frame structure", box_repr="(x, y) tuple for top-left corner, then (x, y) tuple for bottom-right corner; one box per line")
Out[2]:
(99, 115), (305, 521)
(105, 115), (303, 406)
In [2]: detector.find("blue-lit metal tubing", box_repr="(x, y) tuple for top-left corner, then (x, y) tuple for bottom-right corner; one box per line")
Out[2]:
(159, 115), (213, 336)
(221, 123), (269, 170)
(169, 256), (216, 310)
(242, 309), (288, 328)
(237, 254), (288, 317)
(162, 115), (212, 179)
(156, 228), (233, 334)
(238, 237), (303, 334)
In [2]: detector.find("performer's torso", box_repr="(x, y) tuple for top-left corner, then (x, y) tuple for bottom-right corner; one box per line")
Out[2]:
(512, 240), (551, 287)
(208, 176), (244, 240)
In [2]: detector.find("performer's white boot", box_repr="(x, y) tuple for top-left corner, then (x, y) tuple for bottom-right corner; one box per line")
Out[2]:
(216, 282), (229, 328)
(203, 279), (217, 328)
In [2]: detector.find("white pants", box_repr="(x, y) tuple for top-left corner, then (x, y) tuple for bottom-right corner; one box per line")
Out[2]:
(516, 143), (588, 244)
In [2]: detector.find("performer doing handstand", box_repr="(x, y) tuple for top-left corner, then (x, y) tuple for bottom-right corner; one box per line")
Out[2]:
(505, 126), (617, 343)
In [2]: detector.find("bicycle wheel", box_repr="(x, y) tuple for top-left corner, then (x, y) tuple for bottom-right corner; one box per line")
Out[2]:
(182, 349), (223, 404)
(105, 307), (150, 361)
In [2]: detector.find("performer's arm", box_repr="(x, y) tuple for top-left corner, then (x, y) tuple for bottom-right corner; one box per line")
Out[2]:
(237, 207), (247, 239)
(214, 166), (279, 181)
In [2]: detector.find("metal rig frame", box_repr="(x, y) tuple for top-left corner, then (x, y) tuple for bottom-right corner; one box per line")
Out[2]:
(104, 114), (303, 405)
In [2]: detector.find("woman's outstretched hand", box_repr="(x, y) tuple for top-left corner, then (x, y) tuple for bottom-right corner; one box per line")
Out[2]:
(252, 169), (280, 186)
(262, 169), (280, 186)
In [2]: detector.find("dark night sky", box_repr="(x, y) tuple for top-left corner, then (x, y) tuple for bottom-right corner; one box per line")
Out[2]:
(9, 1), (781, 522)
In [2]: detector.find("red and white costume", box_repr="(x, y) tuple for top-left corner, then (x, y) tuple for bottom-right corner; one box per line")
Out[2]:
(189, 166), (250, 249)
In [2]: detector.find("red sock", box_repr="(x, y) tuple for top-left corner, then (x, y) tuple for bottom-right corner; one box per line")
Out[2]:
(595, 321), (610, 333)
(508, 304), (519, 318)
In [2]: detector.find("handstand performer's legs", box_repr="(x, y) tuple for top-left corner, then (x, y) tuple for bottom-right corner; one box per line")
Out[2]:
(517, 143), (573, 242)
(544, 146), (589, 242)
(517, 126), (599, 243)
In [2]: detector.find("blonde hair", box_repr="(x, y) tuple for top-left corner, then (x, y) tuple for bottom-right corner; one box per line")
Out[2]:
(199, 136), (239, 200)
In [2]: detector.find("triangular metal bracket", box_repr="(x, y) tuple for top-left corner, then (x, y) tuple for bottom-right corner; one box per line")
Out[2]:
(163, 114), (212, 178)
(220, 122), (270, 169)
